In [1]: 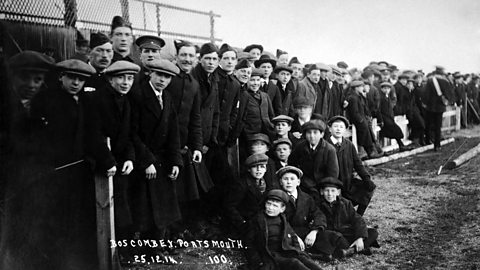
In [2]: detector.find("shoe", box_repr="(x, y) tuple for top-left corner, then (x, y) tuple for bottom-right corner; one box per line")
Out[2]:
(358, 146), (368, 160)
(367, 149), (382, 159)
(308, 252), (333, 262)
(333, 247), (355, 259)
(399, 145), (414, 152)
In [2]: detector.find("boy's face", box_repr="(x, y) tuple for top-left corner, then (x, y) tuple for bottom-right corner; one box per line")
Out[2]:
(109, 74), (135, 95)
(280, 172), (300, 193)
(265, 199), (285, 217)
(111, 26), (133, 53)
(259, 63), (273, 78)
(248, 75), (262, 92)
(354, 85), (364, 94)
(275, 121), (291, 136)
(321, 186), (340, 203)
(305, 129), (324, 146)
(275, 143), (291, 162)
(381, 86), (390, 95)
(291, 63), (303, 79)
(150, 71), (173, 91)
(277, 54), (289, 65)
(248, 48), (262, 60)
(295, 105), (313, 119)
(248, 164), (267, 179)
(234, 67), (252, 84)
(277, 70), (292, 85)
(250, 141), (268, 154)
(307, 70), (321, 83)
(330, 121), (346, 139)
(60, 73), (86, 95)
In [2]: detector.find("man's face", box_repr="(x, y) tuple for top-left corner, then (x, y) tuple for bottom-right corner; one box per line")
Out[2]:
(265, 199), (285, 217)
(111, 27), (133, 54)
(12, 71), (46, 100)
(320, 70), (328, 79)
(89, 43), (113, 71)
(280, 172), (300, 193)
(248, 164), (266, 179)
(248, 75), (262, 92)
(109, 74), (135, 95)
(275, 121), (291, 136)
(200, 52), (219, 74)
(149, 71), (172, 91)
(140, 48), (161, 66)
(275, 144), (291, 162)
(259, 63), (273, 78)
(250, 141), (268, 155)
(176, 46), (196, 73)
(248, 48), (262, 60)
(308, 69), (321, 83)
(382, 72), (391, 81)
(277, 70), (292, 85)
(354, 86), (365, 95)
(330, 121), (346, 139)
(415, 76), (423, 85)
(219, 51), (237, 73)
(60, 73), (86, 95)
(291, 63), (303, 79)
(295, 105), (313, 119)
(305, 129), (323, 146)
(321, 187), (340, 203)
(399, 78), (407, 86)
(364, 84), (370, 94)
(234, 67), (252, 84)
(277, 54), (289, 66)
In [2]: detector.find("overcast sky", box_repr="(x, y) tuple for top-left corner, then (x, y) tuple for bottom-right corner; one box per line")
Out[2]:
(159, 0), (480, 73)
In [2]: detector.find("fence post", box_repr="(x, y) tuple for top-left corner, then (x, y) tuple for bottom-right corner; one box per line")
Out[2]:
(119, 0), (130, 22)
(209, 10), (215, 43)
(156, 4), (161, 36)
(142, 1), (147, 30)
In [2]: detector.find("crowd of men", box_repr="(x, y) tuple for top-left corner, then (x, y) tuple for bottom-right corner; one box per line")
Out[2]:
(0, 15), (479, 270)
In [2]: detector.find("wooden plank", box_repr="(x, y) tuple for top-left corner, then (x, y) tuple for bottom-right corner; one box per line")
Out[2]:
(444, 142), (480, 169)
(95, 174), (112, 270)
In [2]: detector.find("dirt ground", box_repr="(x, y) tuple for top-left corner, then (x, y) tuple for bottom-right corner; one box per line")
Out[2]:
(125, 126), (480, 270)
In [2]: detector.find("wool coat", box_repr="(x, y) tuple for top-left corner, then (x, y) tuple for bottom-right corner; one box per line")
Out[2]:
(262, 80), (283, 116)
(216, 67), (241, 146)
(378, 91), (404, 139)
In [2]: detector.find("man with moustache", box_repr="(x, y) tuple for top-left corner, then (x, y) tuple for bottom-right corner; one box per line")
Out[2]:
(110, 16), (140, 65)
(84, 32), (113, 90)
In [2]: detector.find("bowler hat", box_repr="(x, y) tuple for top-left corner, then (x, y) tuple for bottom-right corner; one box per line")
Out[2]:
(245, 153), (269, 167)
(319, 177), (343, 188)
(135, 35), (165, 50)
(146, 59), (179, 76)
(328, 115), (350, 127)
(8, 50), (54, 72)
(254, 54), (277, 69)
(105, 60), (140, 75)
(276, 165), (303, 179)
(56, 59), (96, 77)
(266, 189), (289, 204)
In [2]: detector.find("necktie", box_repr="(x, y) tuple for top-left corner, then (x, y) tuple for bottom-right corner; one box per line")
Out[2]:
(290, 194), (296, 203)
(157, 93), (163, 110)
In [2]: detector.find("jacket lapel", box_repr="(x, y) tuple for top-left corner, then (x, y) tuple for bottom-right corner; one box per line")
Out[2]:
(142, 82), (161, 119)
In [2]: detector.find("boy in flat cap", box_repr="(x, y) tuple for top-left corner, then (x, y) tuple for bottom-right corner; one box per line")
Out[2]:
(110, 16), (140, 65)
(83, 60), (140, 259)
(85, 32), (113, 90)
(272, 115), (298, 148)
(272, 138), (292, 171)
(315, 177), (379, 259)
(393, 73), (411, 116)
(224, 153), (271, 236)
(129, 59), (183, 245)
(289, 97), (327, 142)
(255, 54), (283, 115)
(326, 116), (376, 216)
(289, 119), (339, 203)
(243, 44), (263, 61)
(23, 59), (98, 269)
(275, 65), (296, 116)
(244, 189), (323, 270)
(243, 133), (279, 190)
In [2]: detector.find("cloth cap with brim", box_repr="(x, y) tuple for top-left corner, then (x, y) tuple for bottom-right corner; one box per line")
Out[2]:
(274, 65), (293, 74)
(272, 115), (294, 124)
(146, 59), (180, 76)
(237, 51), (257, 62)
(330, 65), (342, 76)
(350, 80), (365, 88)
(288, 57), (301, 66)
(316, 62), (331, 72)
(328, 115), (350, 127)
(9, 50), (54, 72)
(453, 72), (462, 79)
(251, 68), (264, 77)
(254, 54), (277, 69)
(266, 189), (289, 204)
(293, 96), (314, 108)
(276, 165), (303, 179)
(273, 138), (292, 148)
(56, 59), (96, 77)
(380, 82), (393, 88)
(135, 35), (165, 50)
(245, 153), (269, 167)
(319, 177), (343, 189)
(244, 44), (264, 53)
(377, 61), (389, 67)
(90, 32), (111, 49)
(247, 133), (271, 146)
(302, 119), (326, 133)
(337, 61), (348, 69)
(398, 73), (410, 80)
(105, 60), (141, 76)
(235, 59), (251, 70)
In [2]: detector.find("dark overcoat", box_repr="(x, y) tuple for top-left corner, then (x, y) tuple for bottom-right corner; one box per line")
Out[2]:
(379, 92), (404, 139)
(216, 67), (241, 146)
(422, 76), (454, 113)
(262, 80), (283, 116)
(276, 80), (295, 116)
(393, 82), (410, 116)
(284, 189), (326, 239)
(345, 91), (372, 148)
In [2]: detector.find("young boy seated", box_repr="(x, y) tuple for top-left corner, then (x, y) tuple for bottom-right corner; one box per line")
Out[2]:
(244, 133), (279, 189)
(289, 119), (339, 203)
(272, 138), (292, 171)
(245, 189), (323, 270)
(315, 177), (379, 259)
(326, 115), (376, 216)
(224, 153), (271, 236)
(277, 166), (332, 261)
(272, 114), (299, 148)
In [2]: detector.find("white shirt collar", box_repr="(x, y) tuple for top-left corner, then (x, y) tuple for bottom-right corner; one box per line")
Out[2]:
(330, 136), (342, 145)
(288, 189), (298, 200)
(149, 81), (162, 97)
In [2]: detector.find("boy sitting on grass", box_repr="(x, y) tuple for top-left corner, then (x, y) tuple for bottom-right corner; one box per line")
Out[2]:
(315, 177), (379, 259)
(245, 189), (323, 270)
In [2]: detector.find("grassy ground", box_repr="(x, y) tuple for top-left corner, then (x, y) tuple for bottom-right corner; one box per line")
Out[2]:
(124, 130), (480, 270)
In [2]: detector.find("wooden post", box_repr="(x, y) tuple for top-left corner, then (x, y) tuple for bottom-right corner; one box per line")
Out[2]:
(227, 139), (240, 178)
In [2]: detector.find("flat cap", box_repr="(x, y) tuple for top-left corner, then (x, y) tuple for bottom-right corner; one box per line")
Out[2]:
(398, 73), (410, 80)
(319, 177), (343, 188)
(199, 42), (218, 58)
(247, 133), (271, 145)
(274, 64), (293, 74)
(219, 43), (236, 57)
(330, 65), (342, 76)
(302, 119), (326, 133)
(276, 165), (303, 179)
(272, 115), (294, 124)
(56, 59), (96, 77)
(288, 57), (301, 66)
(8, 50), (54, 72)
(377, 61), (389, 67)
(244, 44), (264, 53)
(251, 68), (264, 77)
(266, 189), (289, 204)
(293, 96), (314, 107)
(273, 138), (292, 148)
(245, 153), (269, 167)
(337, 61), (348, 69)
(380, 82), (393, 88)
(146, 59), (179, 76)
(237, 51), (257, 62)
(105, 60), (140, 75)
(276, 49), (288, 58)
(90, 32), (111, 49)
(235, 58), (251, 70)
(453, 72), (463, 79)
(254, 54), (277, 69)
(135, 35), (165, 50)
(328, 115), (350, 127)
(316, 62), (331, 72)
(350, 80), (365, 88)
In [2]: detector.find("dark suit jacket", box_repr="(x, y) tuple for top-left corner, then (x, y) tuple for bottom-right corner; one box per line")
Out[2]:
(216, 67), (240, 146)
(422, 75), (454, 113)
(262, 80), (283, 116)
(285, 189), (326, 238)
